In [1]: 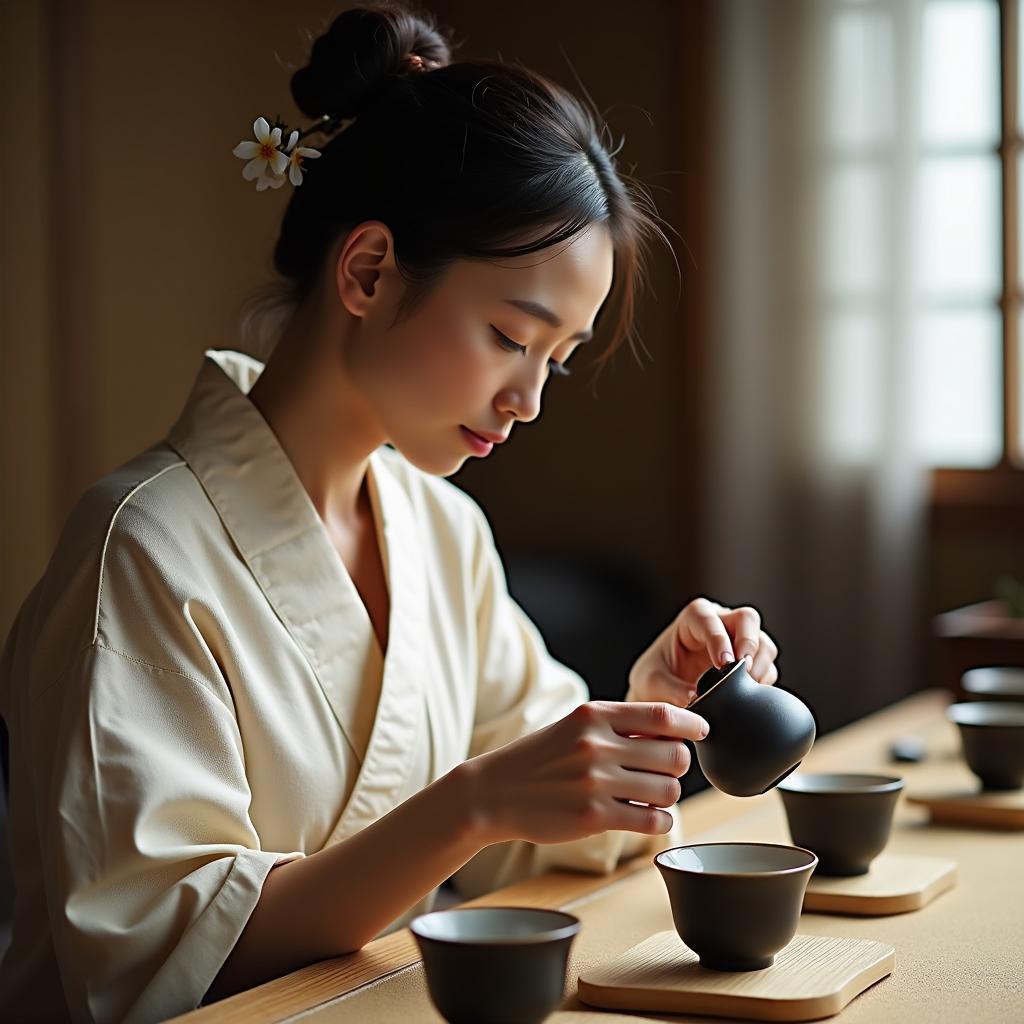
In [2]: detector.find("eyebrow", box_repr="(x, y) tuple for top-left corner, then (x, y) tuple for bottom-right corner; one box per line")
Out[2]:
(503, 299), (594, 343)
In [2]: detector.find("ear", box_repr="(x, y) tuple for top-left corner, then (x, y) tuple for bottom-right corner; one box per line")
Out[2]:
(335, 221), (396, 318)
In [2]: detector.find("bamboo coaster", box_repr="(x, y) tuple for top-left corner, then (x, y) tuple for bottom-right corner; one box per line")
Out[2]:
(802, 852), (957, 916)
(577, 931), (894, 1021)
(548, 1015), (648, 1022)
(907, 786), (1024, 830)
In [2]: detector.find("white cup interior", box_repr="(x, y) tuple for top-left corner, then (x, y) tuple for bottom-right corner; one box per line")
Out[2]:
(411, 907), (576, 944)
(657, 842), (816, 875)
(962, 667), (1024, 698)
(778, 772), (903, 794)
(948, 701), (1024, 728)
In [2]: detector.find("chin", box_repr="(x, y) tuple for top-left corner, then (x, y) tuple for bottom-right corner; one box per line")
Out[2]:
(387, 439), (467, 478)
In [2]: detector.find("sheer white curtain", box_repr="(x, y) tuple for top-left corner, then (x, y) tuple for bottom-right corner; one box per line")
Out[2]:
(704, 0), (935, 729)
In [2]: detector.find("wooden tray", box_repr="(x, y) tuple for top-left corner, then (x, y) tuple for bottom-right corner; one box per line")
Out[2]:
(907, 786), (1024, 830)
(802, 852), (957, 916)
(577, 931), (895, 1021)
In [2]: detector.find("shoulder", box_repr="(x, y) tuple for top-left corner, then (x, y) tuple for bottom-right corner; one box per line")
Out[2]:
(5, 445), (211, 678)
(61, 444), (208, 564)
(35, 444), (194, 609)
(2, 444), (209, 708)
(79, 444), (217, 596)
(92, 447), (209, 563)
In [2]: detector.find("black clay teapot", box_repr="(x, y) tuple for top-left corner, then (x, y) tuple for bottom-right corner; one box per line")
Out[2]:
(688, 659), (817, 797)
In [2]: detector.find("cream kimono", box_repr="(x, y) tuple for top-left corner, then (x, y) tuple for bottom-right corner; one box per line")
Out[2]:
(0, 350), (679, 1024)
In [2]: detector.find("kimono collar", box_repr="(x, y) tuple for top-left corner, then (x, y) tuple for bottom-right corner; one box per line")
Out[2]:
(166, 349), (429, 842)
(166, 348), (367, 558)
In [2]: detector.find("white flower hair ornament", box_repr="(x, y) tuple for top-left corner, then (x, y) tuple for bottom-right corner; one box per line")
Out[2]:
(232, 115), (334, 192)
(232, 54), (434, 191)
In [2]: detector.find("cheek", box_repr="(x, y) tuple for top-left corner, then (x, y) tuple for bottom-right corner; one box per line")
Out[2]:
(392, 326), (491, 409)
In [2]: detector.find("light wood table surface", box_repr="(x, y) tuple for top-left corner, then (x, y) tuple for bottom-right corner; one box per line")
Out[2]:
(172, 689), (1024, 1023)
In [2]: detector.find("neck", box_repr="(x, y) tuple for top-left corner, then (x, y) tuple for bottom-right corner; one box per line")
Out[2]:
(248, 297), (386, 530)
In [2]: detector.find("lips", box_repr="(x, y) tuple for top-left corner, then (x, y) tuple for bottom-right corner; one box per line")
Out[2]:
(465, 427), (508, 444)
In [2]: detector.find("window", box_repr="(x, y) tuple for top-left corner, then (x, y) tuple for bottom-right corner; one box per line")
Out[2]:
(916, 0), (1002, 465)
(822, 0), (1022, 476)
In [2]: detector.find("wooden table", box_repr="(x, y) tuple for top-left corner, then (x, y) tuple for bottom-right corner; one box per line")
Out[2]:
(172, 690), (1024, 1022)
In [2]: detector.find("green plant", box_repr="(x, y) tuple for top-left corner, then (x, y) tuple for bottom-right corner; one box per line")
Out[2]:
(996, 575), (1024, 617)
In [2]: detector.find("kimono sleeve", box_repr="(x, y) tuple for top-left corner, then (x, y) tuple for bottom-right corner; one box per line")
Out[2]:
(28, 642), (304, 1024)
(449, 503), (683, 900)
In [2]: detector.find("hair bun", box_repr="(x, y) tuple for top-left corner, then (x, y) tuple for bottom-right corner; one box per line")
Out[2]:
(291, 2), (452, 120)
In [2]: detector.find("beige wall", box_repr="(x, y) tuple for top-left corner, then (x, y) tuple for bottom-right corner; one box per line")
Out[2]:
(2, 0), (56, 633)
(1, 0), (703, 638)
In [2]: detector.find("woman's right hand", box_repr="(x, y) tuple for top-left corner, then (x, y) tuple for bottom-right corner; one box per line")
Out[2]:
(463, 701), (709, 846)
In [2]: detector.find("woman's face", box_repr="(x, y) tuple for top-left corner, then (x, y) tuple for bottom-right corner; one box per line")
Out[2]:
(343, 223), (615, 477)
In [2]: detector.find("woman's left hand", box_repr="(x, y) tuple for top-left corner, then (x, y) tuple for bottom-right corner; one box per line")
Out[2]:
(627, 597), (779, 708)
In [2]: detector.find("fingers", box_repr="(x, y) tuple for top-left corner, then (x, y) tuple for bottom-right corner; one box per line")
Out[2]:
(719, 605), (762, 665)
(678, 597), (734, 668)
(607, 800), (675, 836)
(749, 630), (779, 683)
(683, 600), (779, 683)
(612, 767), (682, 807)
(596, 700), (709, 742)
(614, 735), (692, 778)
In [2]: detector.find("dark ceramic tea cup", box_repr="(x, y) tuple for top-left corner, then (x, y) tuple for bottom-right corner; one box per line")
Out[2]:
(409, 906), (580, 1024)
(655, 842), (818, 971)
(947, 701), (1024, 791)
(777, 772), (904, 876)
(688, 659), (817, 797)
(961, 667), (1024, 703)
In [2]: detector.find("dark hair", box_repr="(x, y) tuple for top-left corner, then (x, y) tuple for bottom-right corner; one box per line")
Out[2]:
(248, 0), (671, 370)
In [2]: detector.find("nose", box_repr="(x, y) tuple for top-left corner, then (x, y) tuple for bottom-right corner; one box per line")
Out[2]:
(496, 362), (546, 424)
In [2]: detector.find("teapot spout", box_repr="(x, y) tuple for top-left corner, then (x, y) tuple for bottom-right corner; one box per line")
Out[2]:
(761, 762), (802, 795)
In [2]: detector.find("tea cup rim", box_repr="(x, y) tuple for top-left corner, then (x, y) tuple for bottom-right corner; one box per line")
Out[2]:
(655, 841), (818, 877)
(409, 906), (581, 947)
(777, 771), (904, 795)
(961, 667), (1024, 698)
(947, 701), (1024, 727)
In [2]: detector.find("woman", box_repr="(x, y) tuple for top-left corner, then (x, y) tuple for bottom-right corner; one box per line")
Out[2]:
(0, 3), (779, 1021)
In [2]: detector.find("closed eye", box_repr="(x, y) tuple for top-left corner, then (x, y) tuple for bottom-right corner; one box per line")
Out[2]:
(492, 327), (572, 377)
